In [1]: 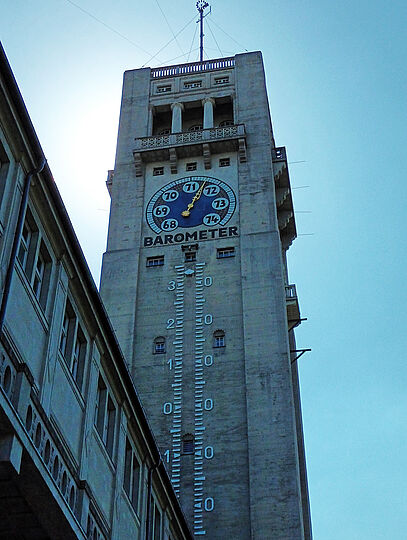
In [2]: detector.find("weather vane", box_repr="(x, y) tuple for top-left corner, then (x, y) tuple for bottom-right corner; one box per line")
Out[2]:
(196, 1), (210, 63)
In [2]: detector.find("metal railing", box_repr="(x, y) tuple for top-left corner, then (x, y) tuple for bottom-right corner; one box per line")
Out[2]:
(134, 124), (245, 151)
(151, 57), (235, 79)
(272, 147), (287, 161)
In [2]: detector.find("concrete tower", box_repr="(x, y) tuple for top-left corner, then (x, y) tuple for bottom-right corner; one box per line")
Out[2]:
(100, 52), (311, 539)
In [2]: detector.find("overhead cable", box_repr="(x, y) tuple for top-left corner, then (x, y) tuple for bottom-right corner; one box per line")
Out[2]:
(155, 0), (185, 56)
(209, 17), (249, 52)
(206, 19), (223, 57)
(142, 14), (197, 67)
(65, 0), (153, 57)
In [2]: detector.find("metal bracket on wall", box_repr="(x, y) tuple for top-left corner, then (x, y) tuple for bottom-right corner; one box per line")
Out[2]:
(290, 349), (311, 364)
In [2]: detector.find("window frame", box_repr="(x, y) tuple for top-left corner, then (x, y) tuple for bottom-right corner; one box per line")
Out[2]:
(186, 162), (197, 172)
(153, 336), (166, 355)
(59, 297), (88, 391)
(153, 167), (164, 176)
(95, 375), (117, 459)
(213, 330), (226, 348)
(123, 437), (142, 514)
(217, 247), (235, 259)
(147, 256), (164, 267)
(183, 80), (202, 89)
(17, 207), (52, 311)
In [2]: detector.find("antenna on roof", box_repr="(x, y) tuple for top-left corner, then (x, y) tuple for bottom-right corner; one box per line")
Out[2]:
(196, 1), (210, 63)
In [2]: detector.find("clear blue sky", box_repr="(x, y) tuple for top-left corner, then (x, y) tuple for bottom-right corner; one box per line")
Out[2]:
(2, 1), (407, 537)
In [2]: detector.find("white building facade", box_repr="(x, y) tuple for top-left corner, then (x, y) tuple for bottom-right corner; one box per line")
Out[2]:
(0, 43), (192, 540)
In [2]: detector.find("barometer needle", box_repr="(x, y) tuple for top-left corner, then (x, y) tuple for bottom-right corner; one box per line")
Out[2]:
(182, 181), (206, 217)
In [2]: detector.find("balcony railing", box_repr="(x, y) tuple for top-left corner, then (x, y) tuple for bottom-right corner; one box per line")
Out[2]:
(134, 124), (245, 151)
(151, 57), (235, 79)
(285, 284), (301, 331)
(285, 284), (297, 299)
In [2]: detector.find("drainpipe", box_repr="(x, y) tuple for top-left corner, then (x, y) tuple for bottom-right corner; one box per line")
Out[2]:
(0, 158), (47, 334)
(145, 458), (160, 540)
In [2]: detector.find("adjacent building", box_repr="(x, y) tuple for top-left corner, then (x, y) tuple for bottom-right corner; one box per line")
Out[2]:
(0, 43), (192, 540)
(100, 52), (312, 539)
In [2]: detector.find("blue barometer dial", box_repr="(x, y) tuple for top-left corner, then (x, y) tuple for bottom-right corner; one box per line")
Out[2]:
(146, 176), (236, 234)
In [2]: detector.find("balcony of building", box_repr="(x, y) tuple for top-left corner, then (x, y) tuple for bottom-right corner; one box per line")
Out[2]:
(285, 284), (302, 331)
(133, 124), (246, 174)
(133, 95), (247, 175)
(272, 146), (297, 250)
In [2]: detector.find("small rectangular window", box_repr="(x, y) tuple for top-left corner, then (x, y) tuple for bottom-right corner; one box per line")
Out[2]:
(157, 85), (171, 93)
(217, 247), (235, 259)
(147, 256), (164, 267)
(214, 76), (229, 85)
(186, 162), (197, 171)
(185, 251), (196, 262)
(153, 167), (164, 176)
(184, 80), (202, 89)
(219, 158), (230, 168)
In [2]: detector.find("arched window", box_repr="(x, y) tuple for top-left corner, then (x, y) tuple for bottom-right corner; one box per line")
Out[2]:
(153, 336), (166, 354)
(182, 433), (195, 455)
(188, 124), (203, 132)
(219, 120), (234, 127)
(213, 330), (225, 348)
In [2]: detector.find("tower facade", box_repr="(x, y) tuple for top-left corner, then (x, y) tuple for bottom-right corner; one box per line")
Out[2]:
(100, 52), (311, 539)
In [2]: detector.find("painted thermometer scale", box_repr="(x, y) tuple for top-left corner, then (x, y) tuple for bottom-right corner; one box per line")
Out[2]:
(164, 262), (215, 536)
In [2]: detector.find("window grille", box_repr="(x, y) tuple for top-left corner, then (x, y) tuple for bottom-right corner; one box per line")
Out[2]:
(185, 251), (196, 262)
(214, 76), (229, 85)
(154, 337), (166, 354)
(213, 330), (225, 348)
(182, 434), (195, 454)
(157, 85), (171, 93)
(147, 256), (164, 267)
(153, 167), (164, 176)
(217, 247), (235, 259)
(184, 80), (202, 89)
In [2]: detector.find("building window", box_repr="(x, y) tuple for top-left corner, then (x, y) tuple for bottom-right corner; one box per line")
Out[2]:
(214, 76), (229, 85)
(149, 495), (163, 540)
(186, 162), (197, 171)
(157, 85), (171, 93)
(184, 251), (196, 262)
(213, 330), (225, 348)
(147, 256), (164, 267)
(219, 120), (234, 127)
(17, 208), (52, 310)
(184, 80), (202, 89)
(0, 145), (10, 203)
(153, 167), (164, 176)
(153, 336), (166, 354)
(219, 158), (230, 167)
(59, 299), (87, 390)
(217, 247), (235, 259)
(159, 128), (171, 135)
(124, 438), (141, 513)
(182, 434), (195, 455)
(188, 124), (203, 132)
(95, 376), (116, 458)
